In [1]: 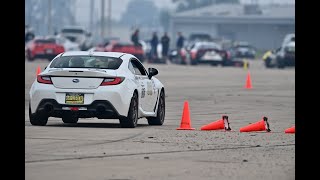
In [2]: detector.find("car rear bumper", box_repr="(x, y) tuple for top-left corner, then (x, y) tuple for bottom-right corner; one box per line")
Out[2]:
(29, 82), (132, 117)
(34, 99), (125, 119)
(196, 58), (223, 64)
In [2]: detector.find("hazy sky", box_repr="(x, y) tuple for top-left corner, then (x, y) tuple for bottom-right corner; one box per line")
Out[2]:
(75, 0), (295, 26)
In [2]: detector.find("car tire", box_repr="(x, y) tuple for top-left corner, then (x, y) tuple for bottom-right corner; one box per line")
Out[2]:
(147, 90), (165, 125)
(277, 58), (285, 69)
(119, 92), (138, 128)
(29, 104), (48, 126)
(191, 60), (198, 65)
(62, 114), (79, 124)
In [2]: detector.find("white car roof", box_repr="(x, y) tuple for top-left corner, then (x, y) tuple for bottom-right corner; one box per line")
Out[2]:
(285, 41), (295, 47)
(195, 41), (221, 49)
(61, 51), (127, 58)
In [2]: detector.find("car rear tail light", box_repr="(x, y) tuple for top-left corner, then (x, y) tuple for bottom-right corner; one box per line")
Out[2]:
(37, 75), (53, 84)
(197, 49), (206, 57)
(226, 51), (231, 59)
(190, 50), (197, 60)
(100, 77), (125, 86)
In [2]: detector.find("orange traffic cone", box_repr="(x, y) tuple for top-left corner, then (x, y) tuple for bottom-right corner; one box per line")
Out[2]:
(201, 115), (231, 131)
(245, 71), (252, 89)
(284, 126), (295, 134)
(176, 101), (195, 130)
(36, 66), (41, 75)
(240, 117), (271, 132)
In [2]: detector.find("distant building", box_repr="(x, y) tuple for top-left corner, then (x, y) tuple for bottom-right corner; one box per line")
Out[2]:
(169, 4), (295, 50)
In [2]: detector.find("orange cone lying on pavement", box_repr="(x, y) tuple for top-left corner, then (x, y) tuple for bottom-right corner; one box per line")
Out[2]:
(285, 126), (295, 134)
(245, 71), (252, 89)
(176, 101), (195, 130)
(201, 115), (231, 131)
(240, 117), (271, 132)
(36, 66), (41, 75)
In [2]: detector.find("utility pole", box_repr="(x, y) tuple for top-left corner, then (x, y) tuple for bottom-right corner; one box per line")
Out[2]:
(107, 0), (112, 37)
(89, 0), (94, 33)
(101, 0), (105, 38)
(48, 0), (52, 35)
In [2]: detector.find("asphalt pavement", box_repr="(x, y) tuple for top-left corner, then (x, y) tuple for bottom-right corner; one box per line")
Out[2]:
(25, 59), (295, 180)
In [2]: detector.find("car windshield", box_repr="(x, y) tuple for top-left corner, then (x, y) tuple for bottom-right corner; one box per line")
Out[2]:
(61, 29), (84, 34)
(197, 43), (221, 50)
(35, 39), (55, 44)
(49, 55), (123, 69)
(237, 45), (253, 49)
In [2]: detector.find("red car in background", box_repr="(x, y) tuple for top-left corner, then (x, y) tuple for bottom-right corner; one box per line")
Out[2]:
(26, 37), (65, 61)
(93, 40), (145, 62)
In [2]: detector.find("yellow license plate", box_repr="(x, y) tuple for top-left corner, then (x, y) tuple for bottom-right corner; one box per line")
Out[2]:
(65, 93), (84, 104)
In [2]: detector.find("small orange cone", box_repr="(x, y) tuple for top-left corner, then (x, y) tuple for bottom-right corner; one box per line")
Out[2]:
(176, 101), (195, 130)
(201, 115), (231, 131)
(36, 66), (41, 75)
(245, 71), (252, 89)
(240, 117), (271, 132)
(285, 126), (295, 134)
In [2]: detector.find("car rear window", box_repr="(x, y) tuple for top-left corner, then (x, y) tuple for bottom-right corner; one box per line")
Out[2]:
(49, 55), (123, 69)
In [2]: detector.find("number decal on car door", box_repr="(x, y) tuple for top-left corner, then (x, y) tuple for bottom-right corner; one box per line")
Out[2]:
(147, 81), (153, 95)
(141, 87), (145, 98)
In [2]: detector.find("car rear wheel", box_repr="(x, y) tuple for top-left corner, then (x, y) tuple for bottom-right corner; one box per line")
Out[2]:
(119, 92), (138, 128)
(29, 104), (48, 126)
(62, 114), (79, 124)
(147, 90), (165, 125)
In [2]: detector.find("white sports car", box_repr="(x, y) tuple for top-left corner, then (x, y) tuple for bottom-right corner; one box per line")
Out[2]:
(29, 51), (165, 128)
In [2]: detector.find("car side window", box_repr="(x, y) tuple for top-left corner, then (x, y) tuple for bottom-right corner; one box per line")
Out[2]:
(128, 61), (135, 74)
(130, 58), (147, 76)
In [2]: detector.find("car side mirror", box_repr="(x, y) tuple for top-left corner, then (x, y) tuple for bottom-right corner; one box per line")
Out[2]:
(148, 68), (158, 79)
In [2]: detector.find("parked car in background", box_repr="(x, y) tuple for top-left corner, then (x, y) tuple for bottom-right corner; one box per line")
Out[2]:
(275, 41), (295, 68)
(53, 35), (80, 52)
(187, 41), (230, 66)
(168, 47), (188, 65)
(25, 37), (65, 61)
(229, 41), (256, 59)
(92, 41), (145, 63)
(281, 33), (295, 48)
(139, 40), (165, 63)
(60, 26), (93, 51)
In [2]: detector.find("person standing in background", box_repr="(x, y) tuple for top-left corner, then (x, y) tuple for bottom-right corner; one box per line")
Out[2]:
(131, 29), (140, 46)
(176, 31), (185, 50)
(150, 32), (159, 61)
(161, 32), (170, 63)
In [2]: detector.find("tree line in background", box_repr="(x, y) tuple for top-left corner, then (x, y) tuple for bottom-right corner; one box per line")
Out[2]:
(25, 0), (240, 37)
(25, 0), (76, 35)
(173, 0), (239, 12)
(120, 0), (239, 33)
